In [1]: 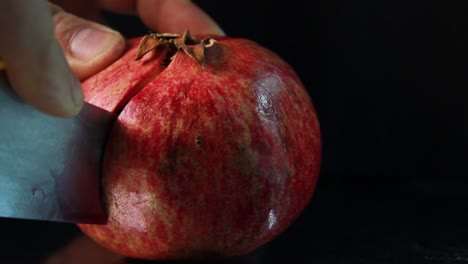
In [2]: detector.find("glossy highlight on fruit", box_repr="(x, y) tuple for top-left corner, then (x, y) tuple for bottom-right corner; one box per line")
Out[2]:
(78, 32), (321, 260)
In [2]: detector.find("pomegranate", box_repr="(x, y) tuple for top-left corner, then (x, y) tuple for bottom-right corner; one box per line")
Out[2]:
(78, 30), (321, 260)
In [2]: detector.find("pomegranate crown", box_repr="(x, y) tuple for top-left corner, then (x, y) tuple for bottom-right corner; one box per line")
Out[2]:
(135, 29), (216, 69)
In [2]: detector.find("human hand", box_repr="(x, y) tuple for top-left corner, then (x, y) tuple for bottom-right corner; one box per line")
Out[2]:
(0, 1), (124, 117)
(46, 235), (253, 264)
(52, 0), (224, 36)
(0, 0), (223, 117)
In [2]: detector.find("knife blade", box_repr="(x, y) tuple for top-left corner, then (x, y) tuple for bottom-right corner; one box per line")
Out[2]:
(0, 74), (115, 224)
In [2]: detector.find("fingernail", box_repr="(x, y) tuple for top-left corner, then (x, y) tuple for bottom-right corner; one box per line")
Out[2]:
(70, 27), (118, 61)
(70, 74), (84, 111)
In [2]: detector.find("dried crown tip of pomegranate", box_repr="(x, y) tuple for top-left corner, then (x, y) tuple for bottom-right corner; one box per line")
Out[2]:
(135, 29), (217, 69)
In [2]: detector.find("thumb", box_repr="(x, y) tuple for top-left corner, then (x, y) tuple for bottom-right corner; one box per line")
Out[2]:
(51, 4), (125, 80)
(0, 1), (125, 117)
(0, 1), (82, 117)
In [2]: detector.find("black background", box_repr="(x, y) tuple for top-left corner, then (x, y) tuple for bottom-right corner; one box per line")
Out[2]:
(2, 0), (468, 263)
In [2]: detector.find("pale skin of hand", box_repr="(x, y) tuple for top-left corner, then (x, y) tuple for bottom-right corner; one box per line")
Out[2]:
(46, 235), (250, 264)
(0, 0), (223, 117)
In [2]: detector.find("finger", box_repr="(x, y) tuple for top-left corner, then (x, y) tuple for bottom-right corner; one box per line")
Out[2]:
(45, 235), (124, 264)
(51, 3), (125, 80)
(137, 0), (224, 35)
(99, 0), (224, 35)
(138, 0), (224, 35)
(0, 0), (83, 117)
(50, 0), (101, 21)
(97, 0), (137, 15)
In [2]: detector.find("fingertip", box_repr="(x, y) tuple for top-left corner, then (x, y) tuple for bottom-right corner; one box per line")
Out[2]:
(0, 1), (85, 118)
(66, 26), (126, 80)
(4, 47), (84, 118)
(52, 7), (126, 80)
(138, 0), (225, 36)
(65, 74), (85, 117)
(48, 73), (84, 118)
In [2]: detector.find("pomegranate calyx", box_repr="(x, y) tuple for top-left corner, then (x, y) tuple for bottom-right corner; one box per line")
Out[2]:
(135, 33), (180, 60)
(136, 29), (216, 69)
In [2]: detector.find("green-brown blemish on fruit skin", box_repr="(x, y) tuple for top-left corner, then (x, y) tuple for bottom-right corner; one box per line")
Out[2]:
(79, 36), (321, 260)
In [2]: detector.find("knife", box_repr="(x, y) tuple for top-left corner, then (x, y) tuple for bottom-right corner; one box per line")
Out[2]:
(0, 74), (115, 224)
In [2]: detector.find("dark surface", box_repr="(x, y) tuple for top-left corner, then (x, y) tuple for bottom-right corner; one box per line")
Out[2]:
(2, 0), (468, 263)
(3, 180), (468, 263)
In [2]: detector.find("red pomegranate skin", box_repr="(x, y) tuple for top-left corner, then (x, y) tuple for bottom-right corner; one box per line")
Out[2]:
(78, 36), (321, 260)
